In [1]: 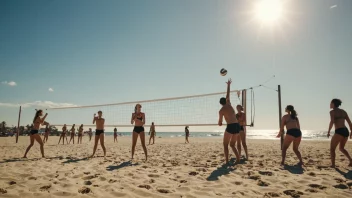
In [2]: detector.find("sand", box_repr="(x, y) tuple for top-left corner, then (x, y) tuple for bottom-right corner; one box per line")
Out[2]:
(0, 136), (351, 198)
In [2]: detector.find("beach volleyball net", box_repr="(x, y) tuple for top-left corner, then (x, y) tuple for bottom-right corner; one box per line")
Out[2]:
(47, 89), (255, 128)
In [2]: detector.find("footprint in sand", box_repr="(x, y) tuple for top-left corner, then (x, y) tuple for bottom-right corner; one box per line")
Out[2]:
(283, 190), (304, 198)
(305, 189), (318, 193)
(347, 182), (352, 187)
(307, 172), (316, 177)
(334, 178), (345, 183)
(40, 185), (52, 191)
(84, 181), (92, 185)
(0, 188), (7, 194)
(259, 171), (273, 176)
(188, 172), (198, 176)
(149, 179), (155, 183)
(28, 176), (37, 180)
(333, 184), (349, 189)
(78, 187), (91, 194)
(180, 180), (187, 183)
(148, 174), (160, 178)
(8, 181), (16, 185)
(157, 189), (171, 193)
(138, 185), (151, 190)
(248, 175), (261, 180)
(257, 180), (270, 187)
(83, 172), (90, 175)
(308, 184), (327, 190)
(263, 192), (280, 197)
(108, 179), (117, 183)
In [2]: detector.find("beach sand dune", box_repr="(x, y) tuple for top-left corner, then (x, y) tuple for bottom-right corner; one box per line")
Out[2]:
(0, 137), (351, 198)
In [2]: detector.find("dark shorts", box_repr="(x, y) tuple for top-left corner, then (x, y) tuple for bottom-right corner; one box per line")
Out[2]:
(286, 128), (302, 138)
(78, 133), (82, 137)
(133, 126), (144, 133)
(226, 123), (240, 134)
(335, 128), (349, 138)
(96, 130), (104, 136)
(30, 130), (39, 135)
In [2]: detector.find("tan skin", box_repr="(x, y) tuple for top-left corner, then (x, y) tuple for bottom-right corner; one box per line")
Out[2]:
(91, 112), (106, 157)
(114, 128), (118, 143)
(23, 111), (48, 158)
(148, 123), (155, 145)
(77, 125), (83, 144)
(58, 125), (68, 145)
(218, 79), (240, 165)
(276, 108), (303, 166)
(328, 102), (352, 167)
(185, 127), (189, 143)
(131, 104), (148, 161)
(69, 125), (75, 144)
(236, 105), (248, 160)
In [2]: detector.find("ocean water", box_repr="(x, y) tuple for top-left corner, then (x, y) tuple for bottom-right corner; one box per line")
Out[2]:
(102, 130), (330, 140)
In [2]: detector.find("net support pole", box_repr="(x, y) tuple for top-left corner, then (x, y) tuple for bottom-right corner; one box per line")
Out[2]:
(278, 85), (283, 150)
(16, 106), (21, 143)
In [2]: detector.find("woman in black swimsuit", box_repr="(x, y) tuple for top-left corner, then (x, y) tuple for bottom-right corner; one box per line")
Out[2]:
(58, 124), (68, 145)
(23, 110), (48, 158)
(276, 105), (303, 166)
(77, 124), (83, 144)
(69, 124), (75, 144)
(131, 104), (148, 160)
(328, 99), (352, 167)
(185, 126), (189, 143)
(236, 105), (248, 160)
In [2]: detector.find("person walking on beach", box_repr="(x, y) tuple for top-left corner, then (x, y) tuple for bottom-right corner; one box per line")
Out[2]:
(43, 124), (50, 143)
(185, 126), (190, 143)
(218, 79), (241, 165)
(91, 111), (106, 157)
(276, 105), (303, 166)
(236, 105), (249, 160)
(327, 99), (352, 167)
(23, 110), (48, 158)
(88, 128), (92, 141)
(68, 124), (76, 144)
(148, 122), (156, 145)
(131, 104), (148, 161)
(114, 127), (118, 143)
(77, 124), (83, 144)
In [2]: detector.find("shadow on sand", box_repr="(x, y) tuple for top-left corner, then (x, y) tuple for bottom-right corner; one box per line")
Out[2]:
(283, 164), (304, 174)
(207, 158), (238, 181)
(62, 157), (89, 164)
(335, 168), (352, 180)
(0, 156), (63, 164)
(106, 161), (139, 171)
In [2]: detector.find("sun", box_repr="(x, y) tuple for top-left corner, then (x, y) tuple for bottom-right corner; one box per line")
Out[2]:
(254, 0), (284, 25)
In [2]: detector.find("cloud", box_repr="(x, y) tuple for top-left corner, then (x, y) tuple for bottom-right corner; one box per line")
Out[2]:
(48, 88), (54, 92)
(1, 81), (17, 86)
(0, 101), (77, 108)
(330, 5), (337, 9)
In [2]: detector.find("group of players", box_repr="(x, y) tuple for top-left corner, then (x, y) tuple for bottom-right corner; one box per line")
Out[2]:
(23, 79), (352, 168)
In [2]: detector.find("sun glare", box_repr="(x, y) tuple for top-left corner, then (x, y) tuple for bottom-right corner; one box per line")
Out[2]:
(255, 0), (283, 25)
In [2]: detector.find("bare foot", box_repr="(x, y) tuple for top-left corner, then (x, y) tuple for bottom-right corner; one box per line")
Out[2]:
(23, 156), (27, 158)
(330, 165), (336, 168)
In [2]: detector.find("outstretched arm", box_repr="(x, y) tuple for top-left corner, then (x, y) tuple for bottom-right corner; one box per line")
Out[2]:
(328, 111), (334, 138)
(40, 113), (48, 124)
(226, 79), (232, 104)
(92, 114), (96, 124)
(218, 111), (223, 126)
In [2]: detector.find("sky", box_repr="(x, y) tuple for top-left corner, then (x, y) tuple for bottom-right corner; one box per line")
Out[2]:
(1, 0), (351, 132)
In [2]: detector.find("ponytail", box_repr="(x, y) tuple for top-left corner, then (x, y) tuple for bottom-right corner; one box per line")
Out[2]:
(286, 105), (297, 120)
(33, 110), (42, 123)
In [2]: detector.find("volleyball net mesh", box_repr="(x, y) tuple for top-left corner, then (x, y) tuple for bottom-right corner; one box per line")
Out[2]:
(48, 89), (253, 128)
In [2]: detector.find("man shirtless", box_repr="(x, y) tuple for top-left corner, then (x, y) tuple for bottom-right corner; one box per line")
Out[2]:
(218, 79), (241, 165)
(90, 111), (106, 157)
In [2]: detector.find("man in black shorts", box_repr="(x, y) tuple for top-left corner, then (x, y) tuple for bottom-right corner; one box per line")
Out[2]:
(218, 79), (241, 165)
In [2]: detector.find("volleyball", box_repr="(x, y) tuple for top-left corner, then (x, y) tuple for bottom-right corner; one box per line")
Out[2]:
(220, 68), (227, 76)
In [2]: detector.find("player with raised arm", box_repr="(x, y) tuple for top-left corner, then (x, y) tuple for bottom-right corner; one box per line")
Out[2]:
(218, 79), (241, 165)
(23, 110), (48, 158)
(90, 111), (106, 158)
